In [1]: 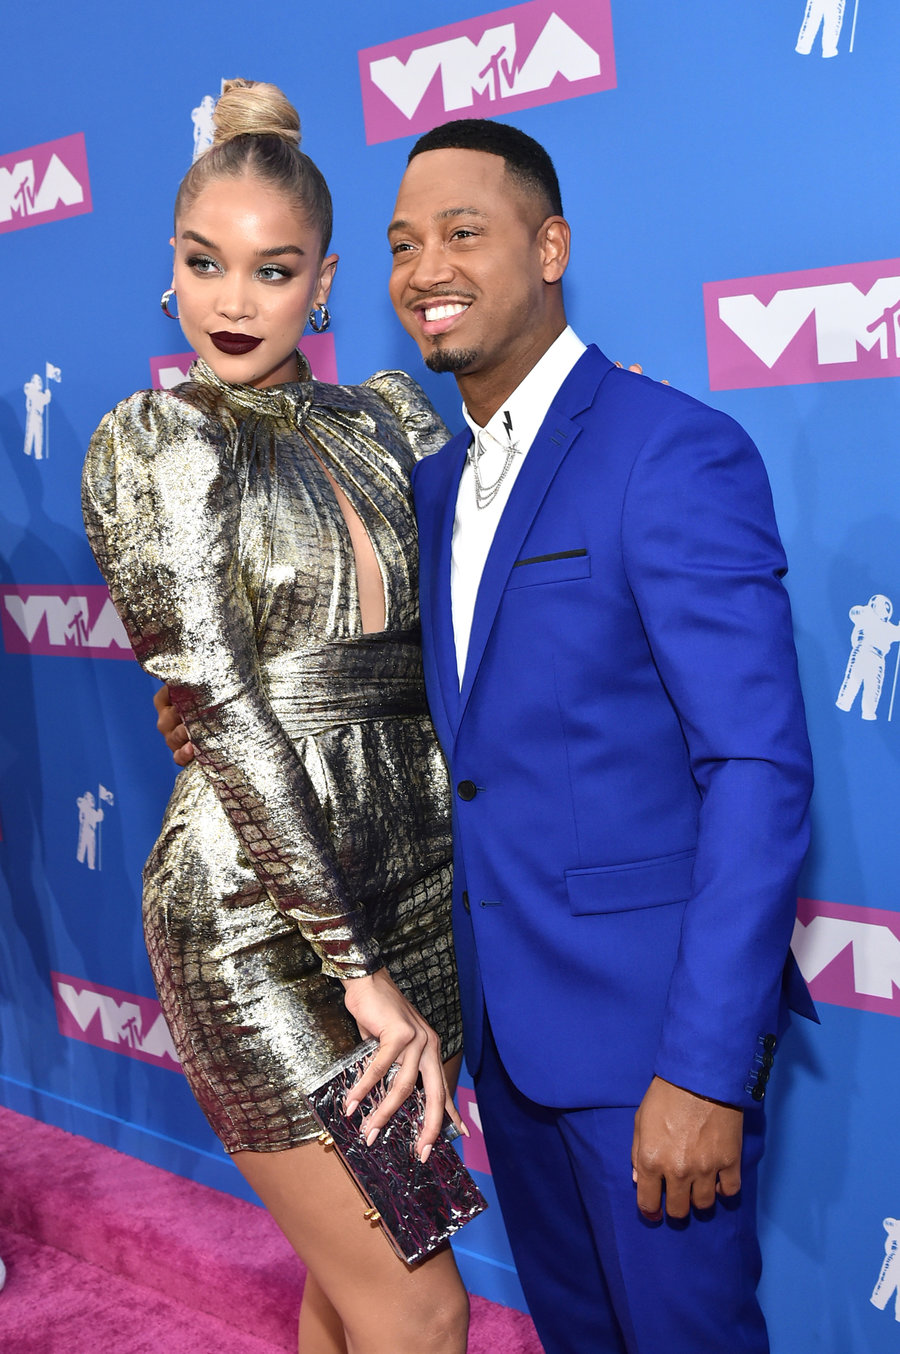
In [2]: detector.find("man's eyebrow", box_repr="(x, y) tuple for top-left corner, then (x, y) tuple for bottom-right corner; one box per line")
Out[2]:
(387, 207), (488, 235)
(178, 231), (304, 258)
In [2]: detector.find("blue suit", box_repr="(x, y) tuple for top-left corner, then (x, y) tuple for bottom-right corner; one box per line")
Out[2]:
(412, 346), (814, 1353)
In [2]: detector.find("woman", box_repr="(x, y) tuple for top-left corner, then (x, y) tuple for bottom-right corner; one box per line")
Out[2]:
(82, 79), (468, 1354)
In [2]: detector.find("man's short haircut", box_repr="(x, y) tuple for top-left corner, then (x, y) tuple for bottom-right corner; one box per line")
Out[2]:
(408, 119), (563, 219)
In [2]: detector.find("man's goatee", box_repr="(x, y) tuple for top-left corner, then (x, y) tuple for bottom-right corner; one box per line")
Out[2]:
(425, 347), (479, 374)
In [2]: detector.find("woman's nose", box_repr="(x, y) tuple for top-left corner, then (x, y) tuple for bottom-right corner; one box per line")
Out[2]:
(215, 275), (255, 321)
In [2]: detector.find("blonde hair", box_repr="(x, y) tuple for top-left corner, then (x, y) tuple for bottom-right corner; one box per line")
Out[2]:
(174, 78), (332, 252)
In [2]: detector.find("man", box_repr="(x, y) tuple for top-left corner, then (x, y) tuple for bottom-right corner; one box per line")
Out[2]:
(387, 119), (814, 1354)
(159, 119), (813, 1352)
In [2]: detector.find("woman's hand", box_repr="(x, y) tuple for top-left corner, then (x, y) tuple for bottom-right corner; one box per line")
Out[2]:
(153, 684), (195, 766)
(341, 967), (464, 1161)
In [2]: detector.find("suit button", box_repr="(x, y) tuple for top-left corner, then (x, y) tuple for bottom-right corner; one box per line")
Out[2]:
(462, 891), (470, 913)
(762, 1033), (777, 1052)
(751, 1085), (766, 1102)
(757, 1066), (770, 1084)
(457, 780), (478, 801)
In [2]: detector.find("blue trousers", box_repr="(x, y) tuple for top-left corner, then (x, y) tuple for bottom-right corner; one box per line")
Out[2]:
(474, 1021), (769, 1354)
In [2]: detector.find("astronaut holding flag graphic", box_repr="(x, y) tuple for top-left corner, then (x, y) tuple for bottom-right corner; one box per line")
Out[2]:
(836, 595), (900, 721)
(23, 362), (61, 460)
(76, 784), (114, 871)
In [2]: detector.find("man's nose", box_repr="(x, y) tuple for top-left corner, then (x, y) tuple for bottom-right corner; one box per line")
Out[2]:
(407, 239), (455, 291)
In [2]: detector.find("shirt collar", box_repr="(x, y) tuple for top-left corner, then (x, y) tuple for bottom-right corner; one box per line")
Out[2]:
(461, 326), (586, 453)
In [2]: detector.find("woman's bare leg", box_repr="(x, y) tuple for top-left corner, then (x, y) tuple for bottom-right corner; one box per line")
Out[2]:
(234, 1052), (468, 1354)
(297, 1272), (348, 1354)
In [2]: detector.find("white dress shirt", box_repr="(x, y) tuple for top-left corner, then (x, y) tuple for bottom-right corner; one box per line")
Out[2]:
(451, 326), (586, 684)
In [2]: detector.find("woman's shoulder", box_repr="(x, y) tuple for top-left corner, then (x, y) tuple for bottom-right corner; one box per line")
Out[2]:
(360, 369), (450, 460)
(88, 383), (236, 472)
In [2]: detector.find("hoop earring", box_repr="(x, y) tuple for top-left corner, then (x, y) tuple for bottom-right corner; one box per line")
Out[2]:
(308, 305), (331, 333)
(160, 288), (178, 319)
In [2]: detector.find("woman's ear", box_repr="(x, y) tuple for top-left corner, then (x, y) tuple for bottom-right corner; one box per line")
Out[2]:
(315, 253), (339, 308)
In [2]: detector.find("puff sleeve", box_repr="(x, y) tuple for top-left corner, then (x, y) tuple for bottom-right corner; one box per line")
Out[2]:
(82, 389), (381, 980)
(363, 370), (450, 462)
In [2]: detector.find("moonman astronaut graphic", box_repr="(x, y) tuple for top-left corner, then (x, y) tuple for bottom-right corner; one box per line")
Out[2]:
(76, 791), (104, 870)
(871, 1218), (900, 1321)
(836, 595), (900, 721)
(23, 373), (52, 459)
(191, 95), (216, 161)
(796, 0), (848, 57)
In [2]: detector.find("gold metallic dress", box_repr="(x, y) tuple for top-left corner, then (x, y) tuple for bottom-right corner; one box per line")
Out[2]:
(82, 355), (460, 1153)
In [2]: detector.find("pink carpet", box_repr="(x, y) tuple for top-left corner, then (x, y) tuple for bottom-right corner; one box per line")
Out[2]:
(0, 1105), (542, 1353)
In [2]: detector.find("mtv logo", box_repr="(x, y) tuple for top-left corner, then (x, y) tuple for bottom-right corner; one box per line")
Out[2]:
(0, 585), (133, 660)
(359, 0), (616, 145)
(52, 972), (181, 1071)
(792, 897), (900, 1017)
(149, 332), (339, 390)
(705, 259), (900, 390)
(0, 133), (92, 235)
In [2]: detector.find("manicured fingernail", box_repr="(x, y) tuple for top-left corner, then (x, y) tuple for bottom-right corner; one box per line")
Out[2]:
(419, 1144), (432, 1164)
(344, 1098), (359, 1116)
(460, 1123), (470, 1138)
(365, 1127), (379, 1146)
(632, 1168), (638, 1183)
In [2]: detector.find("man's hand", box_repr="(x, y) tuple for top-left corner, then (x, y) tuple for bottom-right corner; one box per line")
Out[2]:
(632, 1075), (743, 1221)
(153, 684), (195, 767)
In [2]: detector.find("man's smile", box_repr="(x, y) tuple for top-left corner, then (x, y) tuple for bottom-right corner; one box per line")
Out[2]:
(413, 299), (472, 337)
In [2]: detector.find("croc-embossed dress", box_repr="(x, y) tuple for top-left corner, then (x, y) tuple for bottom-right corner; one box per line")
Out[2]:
(82, 354), (460, 1152)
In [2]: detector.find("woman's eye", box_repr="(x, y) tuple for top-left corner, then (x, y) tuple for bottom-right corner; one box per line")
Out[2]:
(186, 254), (220, 274)
(257, 265), (291, 282)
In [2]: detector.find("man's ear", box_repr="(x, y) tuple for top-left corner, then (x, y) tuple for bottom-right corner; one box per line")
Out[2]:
(539, 217), (570, 284)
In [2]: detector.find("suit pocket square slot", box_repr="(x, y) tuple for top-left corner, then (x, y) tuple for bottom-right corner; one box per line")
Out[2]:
(565, 849), (696, 915)
(507, 550), (591, 589)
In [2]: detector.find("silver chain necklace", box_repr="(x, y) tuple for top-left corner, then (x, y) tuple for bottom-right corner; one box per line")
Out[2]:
(467, 410), (520, 510)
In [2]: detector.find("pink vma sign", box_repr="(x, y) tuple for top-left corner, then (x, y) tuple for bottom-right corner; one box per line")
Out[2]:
(52, 972), (181, 1072)
(456, 1085), (492, 1176)
(792, 898), (900, 1018)
(150, 333), (339, 391)
(359, 0), (616, 145)
(0, 585), (133, 660)
(0, 133), (92, 235)
(705, 258), (900, 391)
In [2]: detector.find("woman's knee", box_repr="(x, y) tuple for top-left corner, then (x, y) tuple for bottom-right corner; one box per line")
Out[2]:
(345, 1272), (469, 1354)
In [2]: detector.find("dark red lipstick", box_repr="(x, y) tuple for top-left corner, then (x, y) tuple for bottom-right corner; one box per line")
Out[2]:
(210, 332), (262, 355)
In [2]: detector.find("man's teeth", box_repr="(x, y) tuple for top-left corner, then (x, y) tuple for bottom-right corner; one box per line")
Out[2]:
(423, 303), (468, 322)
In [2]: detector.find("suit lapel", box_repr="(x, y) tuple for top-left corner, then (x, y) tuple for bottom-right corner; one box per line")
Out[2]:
(419, 431), (468, 744)
(457, 346), (614, 723)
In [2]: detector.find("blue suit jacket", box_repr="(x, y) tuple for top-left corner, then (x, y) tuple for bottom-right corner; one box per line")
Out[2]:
(411, 345), (814, 1111)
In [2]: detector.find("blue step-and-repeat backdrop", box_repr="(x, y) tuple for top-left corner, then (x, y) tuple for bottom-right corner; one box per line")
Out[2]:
(2, 2), (899, 1345)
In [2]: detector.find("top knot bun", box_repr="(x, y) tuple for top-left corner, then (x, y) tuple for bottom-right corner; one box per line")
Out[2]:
(212, 78), (301, 149)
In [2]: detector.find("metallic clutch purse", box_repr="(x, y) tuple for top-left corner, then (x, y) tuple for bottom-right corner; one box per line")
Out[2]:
(304, 1038), (488, 1265)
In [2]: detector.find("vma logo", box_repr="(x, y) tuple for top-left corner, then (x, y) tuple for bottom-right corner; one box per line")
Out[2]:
(0, 133), (92, 235)
(359, 0), (616, 145)
(705, 258), (900, 391)
(0, 585), (133, 660)
(792, 898), (900, 1017)
(52, 972), (180, 1071)
(150, 333), (339, 390)
(456, 1085), (492, 1176)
